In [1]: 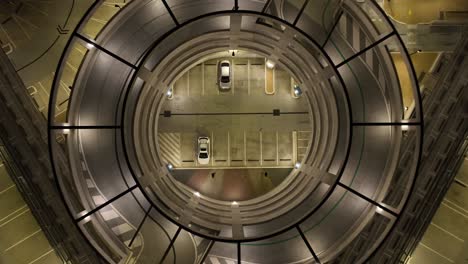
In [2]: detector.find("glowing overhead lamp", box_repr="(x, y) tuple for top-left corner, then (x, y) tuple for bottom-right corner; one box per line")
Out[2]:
(266, 60), (275, 69)
(167, 163), (174, 170)
(293, 85), (302, 97)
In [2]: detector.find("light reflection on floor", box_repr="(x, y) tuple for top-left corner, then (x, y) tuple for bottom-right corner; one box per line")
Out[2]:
(171, 168), (292, 201)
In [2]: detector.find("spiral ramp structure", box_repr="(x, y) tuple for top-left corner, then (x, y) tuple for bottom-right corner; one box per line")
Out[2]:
(48, 0), (423, 263)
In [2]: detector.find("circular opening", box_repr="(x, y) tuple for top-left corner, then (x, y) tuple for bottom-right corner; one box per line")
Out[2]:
(125, 12), (350, 240)
(157, 50), (312, 202)
(48, 0), (423, 260)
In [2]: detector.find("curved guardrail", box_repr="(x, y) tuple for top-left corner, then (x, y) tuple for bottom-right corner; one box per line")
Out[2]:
(48, 0), (422, 263)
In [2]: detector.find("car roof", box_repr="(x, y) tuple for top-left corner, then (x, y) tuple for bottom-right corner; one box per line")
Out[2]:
(221, 66), (229, 76)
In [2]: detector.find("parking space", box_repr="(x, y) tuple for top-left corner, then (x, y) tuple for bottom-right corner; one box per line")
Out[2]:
(233, 59), (248, 94)
(160, 55), (311, 169)
(188, 64), (202, 96)
(246, 131), (261, 167)
(278, 132), (293, 166)
(172, 57), (274, 97)
(212, 131), (229, 166)
(261, 132), (277, 166)
(410, 158), (468, 264)
(249, 58), (265, 96)
(203, 60), (218, 96)
(0, 162), (61, 263)
(275, 67), (292, 97)
(383, 0), (468, 24)
(297, 131), (312, 162)
(230, 130), (245, 166)
(180, 133), (197, 166)
(159, 129), (308, 169)
(174, 71), (188, 97)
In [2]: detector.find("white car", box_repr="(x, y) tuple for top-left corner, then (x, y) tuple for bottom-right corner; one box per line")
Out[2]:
(197, 137), (210, 165)
(218, 60), (231, 89)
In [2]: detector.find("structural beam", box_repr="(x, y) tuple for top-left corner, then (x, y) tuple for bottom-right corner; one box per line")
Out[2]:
(336, 32), (395, 68)
(322, 11), (344, 49)
(338, 182), (399, 217)
(297, 225), (321, 263)
(76, 185), (138, 222)
(75, 33), (137, 70)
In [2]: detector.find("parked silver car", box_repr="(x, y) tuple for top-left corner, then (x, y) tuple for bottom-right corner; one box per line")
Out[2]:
(218, 60), (231, 89)
(197, 137), (210, 165)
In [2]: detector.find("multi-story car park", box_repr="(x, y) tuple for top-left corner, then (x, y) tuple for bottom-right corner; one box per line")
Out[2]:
(0, 0), (466, 263)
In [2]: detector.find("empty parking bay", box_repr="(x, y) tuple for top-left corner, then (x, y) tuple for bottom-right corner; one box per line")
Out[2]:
(181, 133), (196, 165)
(262, 131), (277, 166)
(233, 59), (248, 94)
(212, 131), (229, 166)
(278, 132), (293, 165)
(230, 130), (245, 166)
(189, 64), (203, 96)
(204, 61), (218, 95)
(174, 72), (188, 97)
(246, 132), (260, 166)
(249, 59), (265, 96)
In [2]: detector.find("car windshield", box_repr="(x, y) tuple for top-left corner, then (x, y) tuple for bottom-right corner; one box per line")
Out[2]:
(199, 153), (208, 159)
(221, 76), (230, 82)
(201, 148), (207, 151)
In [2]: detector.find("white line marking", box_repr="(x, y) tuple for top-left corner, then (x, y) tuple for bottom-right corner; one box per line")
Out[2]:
(92, 195), (106, 205)
(86, 179), (94, 188)
(419, 242), (454, 263)
(187, 67), (190, 96)
(228, 131), (230, 166)
(0, 207), (29, 227)
(112, 223), (133, 235)
(454, 178), (468, 188)
(276, 131), (279, 165)
(209, 256), (221, 264)
(28, 248), (54, 264)
(211, 131), (214, 166)
(430, 222), (464, 242)
(131, 237), (142, 247)
(124, 239), (131, 246)
(247, 59), (251, 95)
(202, 63), (205, 95)
(0, 184), (15, 195)
(5, 229), (42, 252)
(208, 255), (258, 264)
(37, 81), (50, 97)
(100, 210), (119, 221)
(11, 16), (31, 39)
(441, 201), (468, 218)
(232, 59), (235, 95)
(260, 131), (262, 165)
(0, 27), (17, 48)
(244, 131), (247, 165)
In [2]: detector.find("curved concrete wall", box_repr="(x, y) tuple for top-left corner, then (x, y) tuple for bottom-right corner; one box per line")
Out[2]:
(48, 0), (422, 263)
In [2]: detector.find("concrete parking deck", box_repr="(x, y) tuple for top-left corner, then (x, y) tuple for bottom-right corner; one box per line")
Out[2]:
(409, 158), (468, 264)
(0, 162), (61, 264)
(160, 59), (310, 169)
(383, 0), (468, 24)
